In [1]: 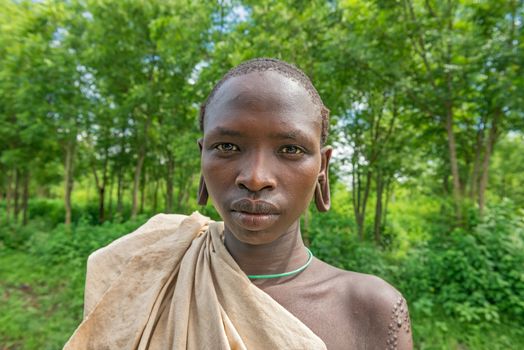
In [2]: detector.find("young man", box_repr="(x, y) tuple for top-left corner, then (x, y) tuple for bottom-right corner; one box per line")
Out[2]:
(65, 58), (412, 350)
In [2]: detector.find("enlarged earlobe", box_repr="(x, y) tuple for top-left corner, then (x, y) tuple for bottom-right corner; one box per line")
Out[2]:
(315, 146), (332, 212)
(197, 139), (208, 205)
(197, 175), (208, 206)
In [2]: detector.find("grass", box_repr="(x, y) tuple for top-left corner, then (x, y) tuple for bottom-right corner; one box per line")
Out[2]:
(0, 251), (83, 349)
(411, 310), (524, 349)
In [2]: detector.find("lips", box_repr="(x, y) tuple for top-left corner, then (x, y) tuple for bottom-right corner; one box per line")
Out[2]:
(230, 199), (280, 230)
(231, 198), (279, 215)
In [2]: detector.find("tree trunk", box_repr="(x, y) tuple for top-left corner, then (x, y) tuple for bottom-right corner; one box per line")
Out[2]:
(153, 179), (159, 213)
(478, 109), (500, 216)
(374, 171), (384, 244)
(140, 169), (146, 214)
(131, 114), (151, 219)
(64, 137), (76, 226)
(92, 153), (109, 224)
(165, 152), (174, 213)
(444, 100), (462, 222)
(356, 214), (365, 240)
(98, 186), (105, 223)
(352, 163), (372, 240)
(351, 162), (361, 239)
(469, 117), (486, 200)
(22, 171), (30, 225)
(108, 172), (114, 220)
(116, 167), (124, 215)
(132, 149), (146, 218)
(383, 179), (392, 230)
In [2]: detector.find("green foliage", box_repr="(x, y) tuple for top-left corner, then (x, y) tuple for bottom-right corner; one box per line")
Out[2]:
(0, 251), (81, 349)
(0, 216), (148, 349)
(29, 216), (148, 267)
(309, 208), (393, 279)
(27, 198), (127, 226)
(411, 309), (524, 350)
(490, 134), (524, 205)
(401, 200), (524, 325)
(0, 219), (46, 250)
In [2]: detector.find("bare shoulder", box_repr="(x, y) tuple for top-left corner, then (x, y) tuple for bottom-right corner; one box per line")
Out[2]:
(313, 258), (400, 301)
(313, 259), (413, 349)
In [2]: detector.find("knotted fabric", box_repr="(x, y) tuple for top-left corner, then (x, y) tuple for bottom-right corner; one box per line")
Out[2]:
(64, 212), (326, 350)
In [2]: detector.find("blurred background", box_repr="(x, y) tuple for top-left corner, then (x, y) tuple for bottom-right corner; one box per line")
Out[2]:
(0, 0), (523, 349)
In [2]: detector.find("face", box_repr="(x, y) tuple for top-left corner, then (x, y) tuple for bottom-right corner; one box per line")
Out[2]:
(201, 71), (330, 245)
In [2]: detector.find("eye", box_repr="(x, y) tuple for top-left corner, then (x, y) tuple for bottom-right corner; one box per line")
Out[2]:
(279, 145), (305, 155)
(215, 143), (239, 152)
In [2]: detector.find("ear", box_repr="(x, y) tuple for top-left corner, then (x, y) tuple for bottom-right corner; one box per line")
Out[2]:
(315, 146), (332, 212)
(197, 139), (208, 205)
(197, 175), (209, 206)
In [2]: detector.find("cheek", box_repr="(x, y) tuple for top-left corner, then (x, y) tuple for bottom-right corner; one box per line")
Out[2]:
(282, 159), (320, 200)
(201, 156), (230, 194)
(202, 151), (224, 171)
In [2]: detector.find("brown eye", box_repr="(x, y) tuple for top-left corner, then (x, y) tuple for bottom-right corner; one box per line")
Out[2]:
(280, 145), (304, 154)
(215, 143), (239, 152)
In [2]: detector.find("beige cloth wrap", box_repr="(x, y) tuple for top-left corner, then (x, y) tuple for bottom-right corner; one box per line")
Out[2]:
(64, 212), (327, 350)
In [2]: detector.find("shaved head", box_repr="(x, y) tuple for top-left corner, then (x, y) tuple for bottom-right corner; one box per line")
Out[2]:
(199, 58), (330, 145)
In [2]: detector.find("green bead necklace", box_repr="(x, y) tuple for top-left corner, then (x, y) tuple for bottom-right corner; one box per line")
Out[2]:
(247, 248), (314, 279)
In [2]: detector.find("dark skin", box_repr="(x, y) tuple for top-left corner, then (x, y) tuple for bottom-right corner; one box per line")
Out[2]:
(200, 71), (412, 350)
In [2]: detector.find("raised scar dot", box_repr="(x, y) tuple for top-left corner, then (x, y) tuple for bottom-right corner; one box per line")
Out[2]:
(387, 296), (410, 348)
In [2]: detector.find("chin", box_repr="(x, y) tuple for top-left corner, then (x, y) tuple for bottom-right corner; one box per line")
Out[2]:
(230, 229), (283, 246)
(221, 217), (279, 244)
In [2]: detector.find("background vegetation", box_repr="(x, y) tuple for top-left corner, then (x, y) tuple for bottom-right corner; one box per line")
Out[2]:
(1, 0), (523, 349)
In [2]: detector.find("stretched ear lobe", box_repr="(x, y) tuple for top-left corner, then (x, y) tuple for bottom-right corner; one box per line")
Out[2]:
(315, 146), (332, 212)
(197, 175), (208, 206)
(197, 139), (208, 205)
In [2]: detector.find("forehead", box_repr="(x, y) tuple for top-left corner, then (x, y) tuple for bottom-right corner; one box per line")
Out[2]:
(204, 71), (321, 133)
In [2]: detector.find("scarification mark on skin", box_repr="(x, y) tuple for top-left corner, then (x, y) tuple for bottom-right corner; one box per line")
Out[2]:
(386, 296), (411, 350)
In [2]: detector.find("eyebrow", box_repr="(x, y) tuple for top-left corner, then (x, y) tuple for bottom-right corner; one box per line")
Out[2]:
(270, 130), (303, 140)
(209, 126), (243, 137)
(207, 126), (312, 142)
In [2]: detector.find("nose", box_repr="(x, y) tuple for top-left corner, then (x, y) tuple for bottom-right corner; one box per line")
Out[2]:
(235, 151), (277, 193)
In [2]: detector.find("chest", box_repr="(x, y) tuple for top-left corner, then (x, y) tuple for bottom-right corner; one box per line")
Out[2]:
(258, 283), (367, 350)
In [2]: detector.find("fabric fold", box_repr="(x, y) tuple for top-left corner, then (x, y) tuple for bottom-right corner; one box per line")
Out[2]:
(64, 212), (326, 350)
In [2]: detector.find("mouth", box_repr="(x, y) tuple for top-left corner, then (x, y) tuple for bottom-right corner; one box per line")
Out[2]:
(230, 198), (280, 215)
(230, 199), (280, 230)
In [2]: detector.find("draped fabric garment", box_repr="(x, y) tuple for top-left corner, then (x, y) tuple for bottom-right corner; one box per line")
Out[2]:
(64, 212), (327, 350)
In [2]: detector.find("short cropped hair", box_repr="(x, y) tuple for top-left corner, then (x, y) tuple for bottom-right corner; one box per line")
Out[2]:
(199, 58), (330, 145)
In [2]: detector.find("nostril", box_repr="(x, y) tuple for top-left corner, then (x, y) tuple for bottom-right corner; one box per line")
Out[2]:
(236, 177), (275, 193)
(235, 160), (277, 192)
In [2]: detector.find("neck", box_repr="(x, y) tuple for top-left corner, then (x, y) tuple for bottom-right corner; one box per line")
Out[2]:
(224, 221), (309, 283)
